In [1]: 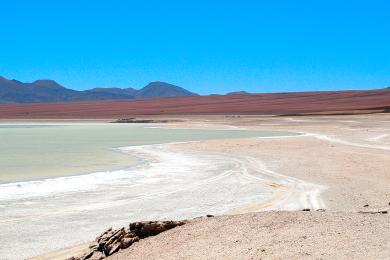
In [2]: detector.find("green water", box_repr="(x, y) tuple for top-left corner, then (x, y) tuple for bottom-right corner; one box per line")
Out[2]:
(0, 123), (296, 182)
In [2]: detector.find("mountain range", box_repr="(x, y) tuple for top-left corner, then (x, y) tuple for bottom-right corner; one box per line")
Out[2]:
(0, 76), (198, 103)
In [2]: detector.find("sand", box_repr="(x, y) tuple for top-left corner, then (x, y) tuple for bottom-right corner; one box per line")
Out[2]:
(109, 211), (390, 260)
(32, 113), (390, 259)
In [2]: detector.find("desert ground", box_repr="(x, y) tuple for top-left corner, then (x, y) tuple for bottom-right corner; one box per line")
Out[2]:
(1, 88), (389, 119)
(32, 113), (390, 260)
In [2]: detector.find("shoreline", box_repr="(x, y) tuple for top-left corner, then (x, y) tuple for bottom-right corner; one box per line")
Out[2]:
(1, 134), (319, 209)
(28, 136), (327, 260)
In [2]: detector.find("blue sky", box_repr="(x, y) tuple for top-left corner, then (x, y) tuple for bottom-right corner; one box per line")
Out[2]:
(1, 0), (389, 94)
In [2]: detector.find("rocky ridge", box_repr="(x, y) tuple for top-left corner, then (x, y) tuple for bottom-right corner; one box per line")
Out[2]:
(68, 220), (187, 260)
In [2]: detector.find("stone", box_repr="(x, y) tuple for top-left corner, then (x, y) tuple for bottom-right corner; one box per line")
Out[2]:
(106, 230), (121, 246)
(89, 242), (99, 251)
(120, 237), (139, 249)
(80, 250), (94, 260)
(108, 242), (121, 256)
(130, 220), (186, 238)
(70, 219), (187, 259)
(89, 251), (105, 260)
(97, 228), (112, 240)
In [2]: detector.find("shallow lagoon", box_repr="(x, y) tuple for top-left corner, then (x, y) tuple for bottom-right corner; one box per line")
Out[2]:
(0, 123), (295, 182)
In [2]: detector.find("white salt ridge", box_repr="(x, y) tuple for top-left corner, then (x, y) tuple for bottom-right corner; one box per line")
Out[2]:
(0, 169), (135, 201)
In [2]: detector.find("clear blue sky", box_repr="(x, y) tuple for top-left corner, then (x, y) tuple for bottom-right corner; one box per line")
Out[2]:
(1, 0), (389, 94)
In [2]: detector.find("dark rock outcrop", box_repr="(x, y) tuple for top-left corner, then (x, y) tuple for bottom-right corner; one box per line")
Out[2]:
(69, 220), (186, 260)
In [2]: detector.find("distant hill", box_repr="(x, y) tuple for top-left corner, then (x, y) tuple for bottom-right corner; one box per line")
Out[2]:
(135, 82), (197, 99)
(0, 77), (83, 103)
(0, 76), (198, 103)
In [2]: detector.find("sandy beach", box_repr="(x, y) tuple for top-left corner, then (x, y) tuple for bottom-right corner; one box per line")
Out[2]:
(30, 113), (390, 260)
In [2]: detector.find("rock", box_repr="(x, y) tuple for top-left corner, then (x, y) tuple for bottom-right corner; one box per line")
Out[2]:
(89, 242), (99, 251)
(103, 243), (112, 256)
(120, 237), (139, 248)
(89, 251), (105, 260)
(363, 204), (369, 207)
(108, 242), (121, 256)
(70, 219), (186, 259)
(97, 228), (112, 240)
(129, 220), (186, 238)
(106, 228), (125, 246)
(206, 214), (214, 217)
(302, 208), (311, 211)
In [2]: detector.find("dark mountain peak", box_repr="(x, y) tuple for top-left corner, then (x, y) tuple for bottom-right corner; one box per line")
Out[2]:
(147, 81), (168, 85)
(144, 81), (176, 88)
(11, 79), (23, 84)
(136, 81), (197, 99)
(32, 80), (64, 89)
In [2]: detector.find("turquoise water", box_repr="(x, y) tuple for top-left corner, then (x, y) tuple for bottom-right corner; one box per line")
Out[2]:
(0, 122), (302, 259)
(0, 123), (296, 182)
